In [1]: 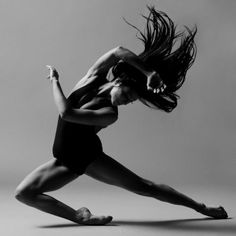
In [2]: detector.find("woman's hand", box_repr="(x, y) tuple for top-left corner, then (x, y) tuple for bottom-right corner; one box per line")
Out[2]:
(46, 65), (59, 82)
(146, 71), (166, 93)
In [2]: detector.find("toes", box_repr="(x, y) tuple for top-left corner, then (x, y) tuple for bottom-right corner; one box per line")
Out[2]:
(76, 207), (113, 225)
(107, 216), (113, 222)
(209, 206), (228, 219)
(197, 204), (228, 219)
(104, 215), (113, 224)
(218, 206), (228, 218)
(80, 215), (113, 225)
(90, 215), (113, 225)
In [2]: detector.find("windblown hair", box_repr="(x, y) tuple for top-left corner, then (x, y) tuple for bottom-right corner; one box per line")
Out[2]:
(114, 6), (197, 112)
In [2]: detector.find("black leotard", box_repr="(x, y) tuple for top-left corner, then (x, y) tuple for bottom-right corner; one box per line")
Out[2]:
(52, 115), (103, 175)
(52, 74), (117, 175)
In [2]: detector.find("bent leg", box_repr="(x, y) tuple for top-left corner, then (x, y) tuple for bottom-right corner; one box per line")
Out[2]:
(15, 159), (80, 223)
(15, 159), (112, 225)
(85, 153), (228, 219)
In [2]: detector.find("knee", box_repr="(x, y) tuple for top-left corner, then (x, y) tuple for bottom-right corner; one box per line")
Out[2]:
(14, 186), (38, 205)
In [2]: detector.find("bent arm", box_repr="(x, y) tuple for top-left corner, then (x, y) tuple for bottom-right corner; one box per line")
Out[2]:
(115, 46), (154, 77)
(87, 46), (154, 77)
(51, 78), (117, 127)
(62, 107), (118, 127)
(115, 47), (164, 91)
(51, 78), (69, 117)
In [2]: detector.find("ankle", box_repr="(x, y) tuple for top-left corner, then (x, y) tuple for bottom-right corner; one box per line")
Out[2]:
(195, 203), (206, 212)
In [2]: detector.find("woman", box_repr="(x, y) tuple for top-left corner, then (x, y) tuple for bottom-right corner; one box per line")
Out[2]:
(15, 7), (228, 225)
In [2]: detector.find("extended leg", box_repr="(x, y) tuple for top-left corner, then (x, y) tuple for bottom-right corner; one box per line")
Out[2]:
(85, 153), (228, 219)
(15, 159), (112, 225)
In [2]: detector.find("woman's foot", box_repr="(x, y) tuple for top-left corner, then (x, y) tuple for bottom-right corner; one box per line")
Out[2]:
(75, 207), (113, 225)
(196, 203), (228, 219)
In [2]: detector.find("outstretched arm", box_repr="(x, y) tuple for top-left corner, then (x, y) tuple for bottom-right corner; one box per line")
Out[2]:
(46, 66), (117, 127)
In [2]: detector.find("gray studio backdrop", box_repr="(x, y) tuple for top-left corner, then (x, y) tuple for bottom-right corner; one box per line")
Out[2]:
(0, 0), (235, 188)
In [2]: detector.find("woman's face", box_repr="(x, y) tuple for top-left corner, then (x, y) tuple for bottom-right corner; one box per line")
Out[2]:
(110, 82), (139, 106)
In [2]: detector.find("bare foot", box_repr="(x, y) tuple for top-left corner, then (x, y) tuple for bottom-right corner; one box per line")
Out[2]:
(75, 207), (113, 225)
(197, 203), (228, 219)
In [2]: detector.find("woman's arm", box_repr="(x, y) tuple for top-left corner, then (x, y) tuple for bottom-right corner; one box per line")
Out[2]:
(88, 46), (152, 76)
(46, 66), (68, 117)
(88, 46), (165, 92)
(62, 107), (118, 127)
(47, 66), (117, 127)
(115, 47), (165, 92)
(115, 46), (154, 77)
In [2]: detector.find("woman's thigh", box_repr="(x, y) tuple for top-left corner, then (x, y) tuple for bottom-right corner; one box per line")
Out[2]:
(85, 153), (150, 194)
(16, 159), (79, 194)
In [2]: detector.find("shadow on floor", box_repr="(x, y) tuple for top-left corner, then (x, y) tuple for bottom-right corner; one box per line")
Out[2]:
(38, 217), (235, 234)
(38, 223), (117, 228)
(113, 217), (235, 234)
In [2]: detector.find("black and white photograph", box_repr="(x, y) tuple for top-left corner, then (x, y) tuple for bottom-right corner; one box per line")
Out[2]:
(0, 0), (235, 235)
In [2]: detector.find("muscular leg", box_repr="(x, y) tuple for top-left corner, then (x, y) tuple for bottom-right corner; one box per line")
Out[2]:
(85, 153), (228, 219)
(15, 159), (112, 225)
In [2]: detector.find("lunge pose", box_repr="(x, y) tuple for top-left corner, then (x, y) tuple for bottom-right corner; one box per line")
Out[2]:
(15, 6), (228, 225)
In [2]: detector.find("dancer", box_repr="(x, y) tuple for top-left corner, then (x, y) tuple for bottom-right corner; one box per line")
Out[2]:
(15, 6), (228, 225)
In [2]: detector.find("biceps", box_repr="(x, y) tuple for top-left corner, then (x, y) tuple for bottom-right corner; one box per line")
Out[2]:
(63, 107), (118, 127)
(94, 108), (118, 126)
(87, 46), (122, 76)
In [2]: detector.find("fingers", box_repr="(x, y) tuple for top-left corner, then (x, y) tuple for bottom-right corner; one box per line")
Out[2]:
(146, 72), (167, 94)
(159, 83), (167, 92)
(46, 65), (53, 81)
(46, 65), (53, 77)
(46, 65), (54, 74)
(147, 83), (167, 94)
(46, 65), (54, 73)
(46, 65), (57, 73)
(153, 88), (160, 94)
(46, 65), (59, 80)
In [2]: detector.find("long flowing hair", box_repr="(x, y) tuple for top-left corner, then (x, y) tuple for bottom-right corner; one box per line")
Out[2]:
(114, 6), (197, 112)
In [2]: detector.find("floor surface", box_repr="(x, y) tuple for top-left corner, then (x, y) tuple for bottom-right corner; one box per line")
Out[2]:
(1, 183), (235, 236)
